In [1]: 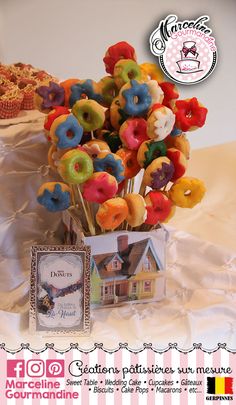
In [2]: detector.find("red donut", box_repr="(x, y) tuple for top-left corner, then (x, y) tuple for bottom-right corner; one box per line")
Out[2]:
(103, 41), (137, 74)
(173, 97), (208, 132)
(144, 190), (172, 224)
(44, 106), (70, 131)
(166, 148), (187, 182)
(159, 82), (179, 108)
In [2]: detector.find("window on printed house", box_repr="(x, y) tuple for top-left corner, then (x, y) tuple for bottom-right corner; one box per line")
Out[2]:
(102, 285), (113, 296)
(144, 255), (151, 271)
(143, 280), (152, 292)
(112, 259), (119, 270)
(131, 282), (137, 294)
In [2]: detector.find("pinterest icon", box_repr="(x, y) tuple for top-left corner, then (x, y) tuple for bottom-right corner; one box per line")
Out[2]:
(46, 360), (64, 378)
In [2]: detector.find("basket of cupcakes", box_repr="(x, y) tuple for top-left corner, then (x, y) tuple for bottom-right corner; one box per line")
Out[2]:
(35, 41), (207, 307)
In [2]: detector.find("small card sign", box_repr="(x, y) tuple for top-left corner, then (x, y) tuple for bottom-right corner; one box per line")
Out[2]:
(30, 244), (90, 336)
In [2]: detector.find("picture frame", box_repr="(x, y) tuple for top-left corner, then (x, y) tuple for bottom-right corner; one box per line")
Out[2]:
(30, 244), (91, 336)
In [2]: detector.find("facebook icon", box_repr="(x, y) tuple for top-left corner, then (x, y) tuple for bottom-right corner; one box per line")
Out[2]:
(7, 360), (25, 378)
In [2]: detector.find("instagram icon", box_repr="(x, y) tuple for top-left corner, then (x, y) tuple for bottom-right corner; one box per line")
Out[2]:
(27, 360), (45, 377)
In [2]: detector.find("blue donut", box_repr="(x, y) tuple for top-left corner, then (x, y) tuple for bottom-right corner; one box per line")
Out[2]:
(37, 183), (71, 212)
(121, 79), (152, 117)
(69, 79), (103, 107)
(93, 153), (125, 183)
(54, 115), (83, 149)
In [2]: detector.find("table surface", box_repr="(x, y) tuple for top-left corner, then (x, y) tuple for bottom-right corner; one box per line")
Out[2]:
(0, 123), (235, 351)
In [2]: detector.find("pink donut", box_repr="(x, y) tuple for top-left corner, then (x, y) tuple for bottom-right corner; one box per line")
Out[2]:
(119, 118), (148, 150)
(82, 172), (118, 203)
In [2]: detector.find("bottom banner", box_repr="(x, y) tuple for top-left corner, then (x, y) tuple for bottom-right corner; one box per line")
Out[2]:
(0, 344), (235, 404)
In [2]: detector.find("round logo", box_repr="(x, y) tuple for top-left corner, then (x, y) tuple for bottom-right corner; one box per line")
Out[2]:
(150, 15), (217, 85)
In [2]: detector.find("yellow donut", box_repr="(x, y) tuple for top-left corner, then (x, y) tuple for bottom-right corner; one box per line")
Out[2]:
(140, 62), (164, 83)
(124, 193), (147, 227)
(83, 139), (110, 159)
(169, 177), (206, 208)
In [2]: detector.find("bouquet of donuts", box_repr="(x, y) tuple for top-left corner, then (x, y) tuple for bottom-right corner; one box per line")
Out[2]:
(36, 41), (207, 237)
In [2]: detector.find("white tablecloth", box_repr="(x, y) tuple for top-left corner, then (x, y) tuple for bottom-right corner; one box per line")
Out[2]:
(0, 115), (235, 351)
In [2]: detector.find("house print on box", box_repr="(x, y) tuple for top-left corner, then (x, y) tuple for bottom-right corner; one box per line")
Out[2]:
(91, 234), (162, 306)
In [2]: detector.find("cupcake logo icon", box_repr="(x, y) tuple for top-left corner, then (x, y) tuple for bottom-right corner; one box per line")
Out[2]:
(149, 15), (217, 85)
(176, 41), (203, 74)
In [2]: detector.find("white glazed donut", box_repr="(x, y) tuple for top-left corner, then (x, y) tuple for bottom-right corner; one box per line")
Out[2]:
(147, 105), (175, 141)
(146, 80), (164, 106)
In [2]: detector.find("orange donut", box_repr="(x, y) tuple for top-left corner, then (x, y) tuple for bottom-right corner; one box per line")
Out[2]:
(116, 148), (141, 179)
(96, 197), (128, 230)
(60, 78), (80, 107)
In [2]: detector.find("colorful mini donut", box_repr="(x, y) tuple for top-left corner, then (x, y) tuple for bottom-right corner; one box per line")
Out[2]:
(146, 80), (164, 106)
(173, 97), (208, 132)
(101, 130), (122, 153)
(83, 139), (110, 158)
(164, 133), (190, 159)
(124, 193), (147, 227)
(50, 114), (83, 149)
(35, 81), (65, 113)
(82, 172), (118, 204)
(139, 62), (164, 83)
(137, 139), (167, 168)
(119, 80), (152, 117)
(144, 191), (172, 224)
(103, 41), (137, 74)
(113, 59), (142, 89)
(168, 177), (206, 208)
(119, 117), (148, 150)
(147, 104), (175, 141)
(159, 82), (179, 108)
(166, 148), (187, 182)
(96, 197), (128, 230)
(110, 97), (129, 130)
(44, 106), (70, 132)
(60, 78), (80, 107)
(69, 79), (102, 108)
(58, 149), (93, 184)
(116, 148), (141, 179)
(37, 182), (71, 212)
(93, 152), (125, 183)
(143, 156), (174, 189)
(97, 76), (119, 107)
(72, 99), (105, 132)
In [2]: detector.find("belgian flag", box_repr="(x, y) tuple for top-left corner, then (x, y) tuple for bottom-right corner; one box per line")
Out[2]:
(207, 377), (233, 395)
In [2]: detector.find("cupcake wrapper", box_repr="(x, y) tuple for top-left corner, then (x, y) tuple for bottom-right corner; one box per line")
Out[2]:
(0, 96), (23, 119)
(21, 90), (35, 110)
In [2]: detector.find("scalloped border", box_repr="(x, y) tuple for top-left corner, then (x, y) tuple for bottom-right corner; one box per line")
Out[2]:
(0, 343), (235, 355)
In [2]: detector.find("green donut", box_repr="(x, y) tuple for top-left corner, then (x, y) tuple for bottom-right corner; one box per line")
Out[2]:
(58, 149), (93, 184)
(138, 140), (167, 169)
(114, 59), (142, 89)
(72, 99), (105, 132)
(99, 76), (119, 107)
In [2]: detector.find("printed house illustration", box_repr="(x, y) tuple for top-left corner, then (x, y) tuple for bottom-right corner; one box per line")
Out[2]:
(91, 234), (163, 305)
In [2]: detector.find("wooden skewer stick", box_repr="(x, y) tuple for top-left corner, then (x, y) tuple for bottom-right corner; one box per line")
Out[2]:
(139, 181), (146, 197)
(77, 185), (96, 236)
(91, 130), (95, 140)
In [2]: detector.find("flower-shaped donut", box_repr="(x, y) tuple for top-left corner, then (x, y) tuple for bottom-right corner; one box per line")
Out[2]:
(120, 79), (152, 116)
(69, 79), (102, 108)
(143, 157), (174, 189)
(173, 97), (208, 132)
(37, 182), (71, 212)
(35, 81), (65, 110)
(93, 152), (125, 183)
(169, 177), (206, 208)
(44, 106), (70, 132)
(50, 114), (83, 149)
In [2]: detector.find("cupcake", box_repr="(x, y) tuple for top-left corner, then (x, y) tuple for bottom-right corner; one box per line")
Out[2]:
(18, 78), (37, 110)
(0, 80), (23, 119)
